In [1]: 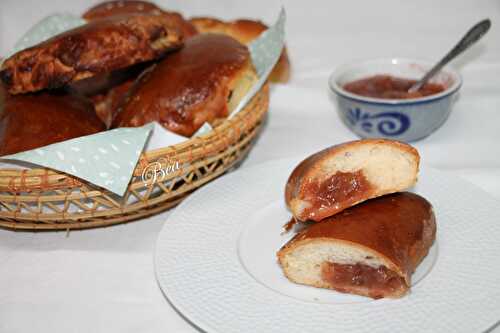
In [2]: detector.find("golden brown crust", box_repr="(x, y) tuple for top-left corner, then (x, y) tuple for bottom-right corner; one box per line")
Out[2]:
(91, 78), (135, 128)
(158, 11), (198, 39)
(111, 34), (253, 137)
(285, 139), (420, 221)
(190, 16), (290, 83)
(190, 17), (264, 43)
(68, 62), (150, 128)
(83, 0), (164, 20)
(0, 89), (105, 156)
(0, 14), (183, 94)
(278, 192), (436, 285)
(0, 82), (6, 109)
(83, 1), (198, 38)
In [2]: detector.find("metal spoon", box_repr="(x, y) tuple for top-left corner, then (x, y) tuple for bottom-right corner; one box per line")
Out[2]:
(408, 19), (491, 93)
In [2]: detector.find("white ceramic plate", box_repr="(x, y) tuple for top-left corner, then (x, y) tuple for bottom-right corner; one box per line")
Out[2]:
(155, 157), (500, 333)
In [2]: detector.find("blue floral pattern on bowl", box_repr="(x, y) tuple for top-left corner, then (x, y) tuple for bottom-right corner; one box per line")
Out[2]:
(346, 108), (411, 136)
(328, 58), (462, 142)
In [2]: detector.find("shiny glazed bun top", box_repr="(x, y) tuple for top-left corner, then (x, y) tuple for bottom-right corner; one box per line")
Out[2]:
(190, 16), (291, 83)
(0, 13), (183, 94)
(112, 33), (257, 137)
(83, 0), (165, 19)
(0, 87), (105, 156)
(83, 0), (198, 38)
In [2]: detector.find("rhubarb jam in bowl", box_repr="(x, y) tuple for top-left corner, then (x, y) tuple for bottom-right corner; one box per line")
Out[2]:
(329, 58), (462, 142)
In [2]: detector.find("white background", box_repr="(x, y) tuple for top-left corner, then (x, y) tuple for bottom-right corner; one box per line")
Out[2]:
(1, 0), (499, 332)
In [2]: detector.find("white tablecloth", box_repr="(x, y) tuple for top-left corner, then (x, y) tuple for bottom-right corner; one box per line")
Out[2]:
(1, 1), (499, 332)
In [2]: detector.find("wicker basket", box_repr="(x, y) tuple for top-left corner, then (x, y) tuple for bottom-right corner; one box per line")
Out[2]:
(0, 84), (269, 230)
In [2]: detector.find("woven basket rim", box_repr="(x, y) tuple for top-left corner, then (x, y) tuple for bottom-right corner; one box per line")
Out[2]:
(0, 84), (269, 190)
(0, 84), (269, 229)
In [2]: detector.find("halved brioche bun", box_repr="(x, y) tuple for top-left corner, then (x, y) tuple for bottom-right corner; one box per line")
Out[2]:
(278, 192), (436, 299)
(285, 139), (419, 222)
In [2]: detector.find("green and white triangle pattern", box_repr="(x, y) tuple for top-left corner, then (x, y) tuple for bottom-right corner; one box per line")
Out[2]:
(2, 124), (154, 196)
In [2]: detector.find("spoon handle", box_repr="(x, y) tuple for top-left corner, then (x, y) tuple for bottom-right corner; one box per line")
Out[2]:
(408, 19), (491, 93)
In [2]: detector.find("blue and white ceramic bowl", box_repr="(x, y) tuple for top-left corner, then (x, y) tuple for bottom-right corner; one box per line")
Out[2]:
(329, 58), (462, 142)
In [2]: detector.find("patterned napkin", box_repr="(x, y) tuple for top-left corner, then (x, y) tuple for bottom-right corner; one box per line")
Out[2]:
(1, 124), (154, 195)
(230, 8), (286, 118)
(0, 9), (287, 195)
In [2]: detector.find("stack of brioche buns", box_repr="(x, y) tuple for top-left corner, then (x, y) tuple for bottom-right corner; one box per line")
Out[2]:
(0, 0), (290, 155)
